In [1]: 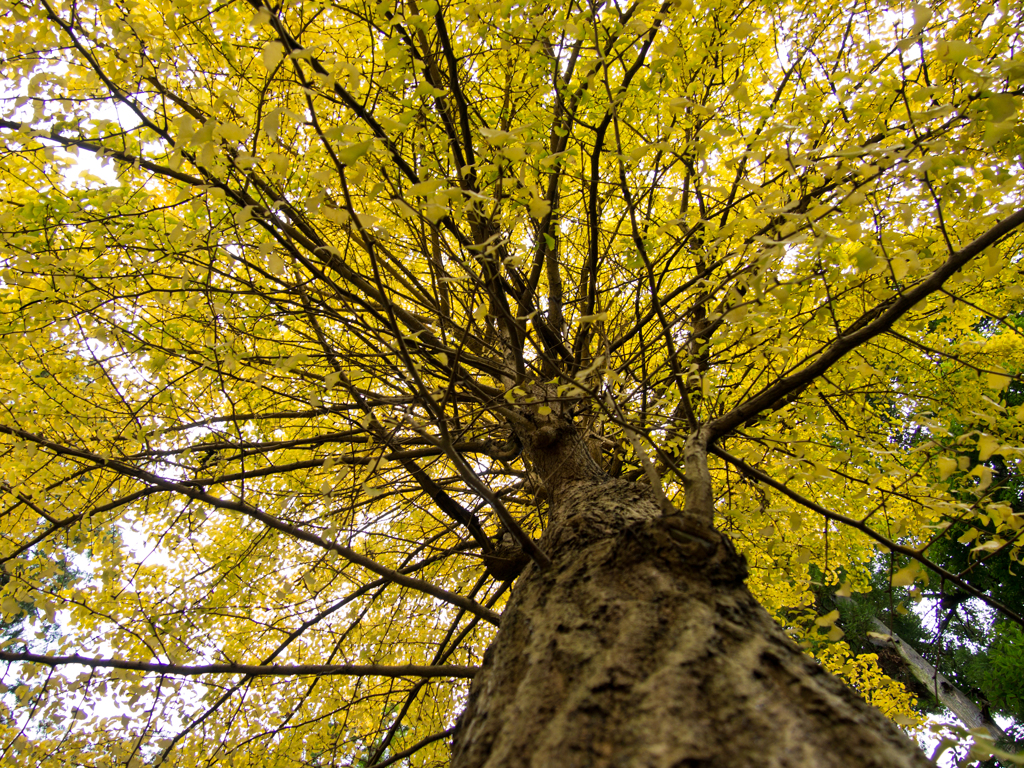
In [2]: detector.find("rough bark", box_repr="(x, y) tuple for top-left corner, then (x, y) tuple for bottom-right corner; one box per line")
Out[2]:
(451, 467), (935, 768)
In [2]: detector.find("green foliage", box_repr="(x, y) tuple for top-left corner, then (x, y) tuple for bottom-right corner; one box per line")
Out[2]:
(983, 622), (1024, 729)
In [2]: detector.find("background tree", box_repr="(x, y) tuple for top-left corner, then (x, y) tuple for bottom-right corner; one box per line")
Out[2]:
(825, 376), (1024, 761)
(0, 0), (1022, 766)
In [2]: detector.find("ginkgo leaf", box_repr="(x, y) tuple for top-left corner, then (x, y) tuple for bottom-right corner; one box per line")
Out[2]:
(937, 456), (958, 480)
(406, 178), (446, 197)
(814, 610), (840, 627)
(936, 39), (981, 63)
(982, 95), (1019, 123)
(527, 197), (550, 219)
(973, 539), (1008, 553)
(502, 145), (527, 162)
(251, 7), (272, 25)
(977, 434), (1000, 461)
(958, 528), (980, 545)
(336, 139), (374, 166)
(891, 564), (920, 588)
(911, 4), (932, 30)
(261, 41), (286, 70)
(986, 368), (1011, 390)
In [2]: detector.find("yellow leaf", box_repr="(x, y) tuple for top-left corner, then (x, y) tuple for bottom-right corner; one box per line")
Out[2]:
(973, 538), (1007, 553)
(730, 20), (755, 38)
(377, 115), (409, 132)
(730, 83), (750, 105)
(937, 457), (957, 480)
(1, 595), (20, 619)
(407, 178), (445, 197)
(503, 145), (527, 162)
(337, 139), (374, 166)
(971, 464), (993, 492)
(891, 564), (919, 588)
(815, 609), (840, 627)
(480, 126), (513, 144)
(987, 368), (1011, 390)
(853, 245), (877, 272)
(423, 203), (447, 223)
(982, 94), (1019, 123)
(261, 41), (286, 70)
(725, 305), (749, 324)
(263, 107), (282, 139)
(911, 4), (932, 29)
(937, 39), (981, 64)
(977, 434), (1000, 461)
(958, 528), (979, 545)
(528, 196), (551, 219)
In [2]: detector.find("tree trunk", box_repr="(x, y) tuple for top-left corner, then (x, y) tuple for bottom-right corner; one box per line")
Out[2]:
(864, 615), (1008, 744)
(451, 453), (935, 767)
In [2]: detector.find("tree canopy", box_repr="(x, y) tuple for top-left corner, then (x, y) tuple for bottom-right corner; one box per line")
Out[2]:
(0, 0), (1022, 765)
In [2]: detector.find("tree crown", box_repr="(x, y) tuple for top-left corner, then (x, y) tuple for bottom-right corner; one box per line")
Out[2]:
(1, 0), (1022, 764)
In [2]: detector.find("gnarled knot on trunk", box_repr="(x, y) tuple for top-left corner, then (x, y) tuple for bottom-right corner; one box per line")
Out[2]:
(530, 423), (561, 449)
(482, 534), (530, 582)
(656, 514), (747, 583)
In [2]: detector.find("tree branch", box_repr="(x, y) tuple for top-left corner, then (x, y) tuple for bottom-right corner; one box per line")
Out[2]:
(708, 205), (1024, 440)
(0, 425), (502, 627)
(365, 727), (456, 768)
(0, 650), (476, 679)
(711, 446), (1024, 628)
